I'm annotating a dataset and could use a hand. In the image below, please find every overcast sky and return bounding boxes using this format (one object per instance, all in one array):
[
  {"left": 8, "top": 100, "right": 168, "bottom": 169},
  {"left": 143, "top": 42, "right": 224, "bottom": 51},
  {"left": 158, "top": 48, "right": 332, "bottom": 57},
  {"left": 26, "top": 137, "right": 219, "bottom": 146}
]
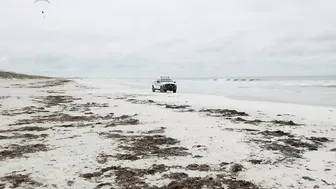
[{"left": 1, "top": 0, "right": 336, "bottom": 77}]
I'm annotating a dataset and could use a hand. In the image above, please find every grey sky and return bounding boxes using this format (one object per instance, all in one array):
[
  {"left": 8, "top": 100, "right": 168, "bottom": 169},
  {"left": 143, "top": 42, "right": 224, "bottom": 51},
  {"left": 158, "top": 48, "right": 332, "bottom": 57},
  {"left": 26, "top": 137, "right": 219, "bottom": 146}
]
[{"left": 1, "top": 0, "right": 336, "bottom": 77}]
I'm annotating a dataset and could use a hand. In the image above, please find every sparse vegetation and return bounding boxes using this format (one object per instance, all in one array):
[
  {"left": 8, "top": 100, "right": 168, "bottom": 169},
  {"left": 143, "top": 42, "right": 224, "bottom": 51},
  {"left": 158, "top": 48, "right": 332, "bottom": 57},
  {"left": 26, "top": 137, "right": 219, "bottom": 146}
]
[{"left": 0, "top": 71, "right": 51, "bottom": 79}]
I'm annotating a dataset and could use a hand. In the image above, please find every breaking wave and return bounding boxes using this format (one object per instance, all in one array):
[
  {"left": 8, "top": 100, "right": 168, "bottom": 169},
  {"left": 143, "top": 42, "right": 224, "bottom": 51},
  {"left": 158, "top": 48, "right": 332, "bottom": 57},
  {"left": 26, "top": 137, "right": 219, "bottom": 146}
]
[{"left": 211, "top": 77, "right": 336, "bottom": 88}]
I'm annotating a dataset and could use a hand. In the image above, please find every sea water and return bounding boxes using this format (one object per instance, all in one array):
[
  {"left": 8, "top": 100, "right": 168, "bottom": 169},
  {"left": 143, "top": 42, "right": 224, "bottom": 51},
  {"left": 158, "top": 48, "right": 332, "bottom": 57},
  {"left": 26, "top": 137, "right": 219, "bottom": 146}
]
[{"left": 80, "top": 75, "right": 336, "bottom": 107}]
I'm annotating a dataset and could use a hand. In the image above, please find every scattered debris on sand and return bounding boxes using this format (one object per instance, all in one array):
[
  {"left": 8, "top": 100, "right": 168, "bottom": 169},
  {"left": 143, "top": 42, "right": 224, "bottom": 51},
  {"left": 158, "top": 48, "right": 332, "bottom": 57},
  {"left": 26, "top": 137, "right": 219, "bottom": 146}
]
[
  {"left": 117, "top": 96, "right": 304, "bottom": 127},
  {"left": 117, "top": 135, "right": 191, "bottom": 158},
  {"left": 302, "top": 176, "right": 315, "bottom": 181},
  {"left": 164, "top": 104, "right": 191, "bottom": 109},
  {"left": 0, "top": 106, "right": 49, "bottom": 116},
  {"left": 257, "top": 136, "right": 330, "bottom": 160},
  {"left": 80, "top": 164, "right": 168, "bottom": 188},
  {"left": 162, "top": 172, "right": 189, "bottom": 180},
  {"left": 265, "top": 142, "right": 303, "bottom": 159},
  {"left": 114, "top": 153, "right": 140, "bottom": 161},
  {"left": 95, "top": 152, "right": 113, "bottom": 164},
  {"left": 186, "top": 164, "right": 211, "bottom": 171},
  {"left": 0, "top": 173, "right": 43, "bottom": 188},
  {"left": 259, "top": 130, "right": 294, "bottom": 138},
  {"left": 232, "top": 117, "right": 263, "bottom": 125},
  {"left": 164, "top": 175, "right": 259, "bottom": 189},
  {"left": 271, "top": 120, "right": 300, "bottom": 126},
  {"left": 0, "top": 96, "right": 11, "bottom": 100},
  {"left": 0, "top": 133, "right": 48, "bottom": 140},
  {"left": 220, "top": 162, "right": 230, "bottom": 167},
  {"left": 142, "top": 127, "right": 166, "bottom": 134},
  {"left": 67, "top": 180, "right": 74, "bottom": 187},
  {"left": 248, "top": 159, "right": 263, "bottom": 164},
  {"left": 230, "top": 163, "right": 244, "bottom": 174},
  {"left": 321, "top": 179, "right": 334, "bottom": 186},
  {"left": 240, "top": 128, "right": 260, "bottom": 132},
  {"left": 232, "top": 117, "right": 301, "bottom": 126},
  {"left": 32, "top": 95, "right": 81, "bottom": 108},
  {"left": 126, "top": 98, "right": 155, "bottom": 105},
  {"left": 309, "top": 137, "right": 330, "bottom": 143},
  {"left": 199, "top": 108, "right": 249, "bottom": 117},
  {"left": 0, "top": 126, "right": 49, "bottom": 133},
  {"left": 244, "top": 119, "right": 263, "bottom": 125},
  {"left": 105, "top": 114, "right": 140, "bottom": 127},
  {"left": 246, "top": 128, "right": 332, "bottom": 162},
  {"left": 81, "top": 164, "right": 259, "bottom": 189},
  {"left": 56, "top": 123, "right": 94, "bottom": 128},
  {"left": 46, "top": 90, "right": 66, "bottom": 94},
  {"left": 99, "top": 132, "right": 124, "bottom": 139},
  {"left": 121, "top": 97, "right": 196, "bottom": 112},
  {"left": 222, "top": 128, "right": 259, "bottom": 133},
  {"left": 9, "top": 112, "right": 139, "bottom": 127},
  {"left": 100, "top": 133, "right": 191, "bottom": 159},
  {"left": 281, "top": 138, "right": 319, "bottom": 151},
  {"left": 9, "top": 113, "right": 91, "bottom": 126},
  {"left": 94, "top": 183, "right": 113, "bottom": 189},
  {"left": 67, "top": 102, "right": 109, "bottom": 112},
  {"left": 56, "top": 135, "right": 80, "bottom": 140},
  {"left": 111, "top": 130, "right": 123, "bottom": 133},
  {"left": 0, "top": 144, "right": 49, "bottom": 161}
]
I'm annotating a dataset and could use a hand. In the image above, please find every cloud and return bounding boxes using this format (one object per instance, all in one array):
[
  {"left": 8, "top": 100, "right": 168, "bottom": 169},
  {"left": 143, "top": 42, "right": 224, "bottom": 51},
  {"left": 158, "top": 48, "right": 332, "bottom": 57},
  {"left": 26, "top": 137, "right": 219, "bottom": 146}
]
[{"left": 1, "top": 0, "right": 336, "bottom": 77}]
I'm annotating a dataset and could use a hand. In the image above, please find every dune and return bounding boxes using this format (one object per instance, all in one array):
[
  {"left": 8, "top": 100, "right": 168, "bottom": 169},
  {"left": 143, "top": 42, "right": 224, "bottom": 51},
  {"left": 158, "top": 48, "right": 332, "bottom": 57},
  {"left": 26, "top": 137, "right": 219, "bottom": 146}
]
[
  {"left": 0, "top": 71, "right": 52, "bottom": 80},
  {"left": 0, "top": 78, "right": 335, "bottom": 189}
]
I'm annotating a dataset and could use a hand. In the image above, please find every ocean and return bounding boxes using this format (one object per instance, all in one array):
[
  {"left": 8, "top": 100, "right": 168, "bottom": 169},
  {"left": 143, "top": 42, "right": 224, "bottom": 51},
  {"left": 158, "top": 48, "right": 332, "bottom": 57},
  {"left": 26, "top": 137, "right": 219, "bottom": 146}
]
[{"left": 80, "top": 75, "right": 336, "bottom": 107}]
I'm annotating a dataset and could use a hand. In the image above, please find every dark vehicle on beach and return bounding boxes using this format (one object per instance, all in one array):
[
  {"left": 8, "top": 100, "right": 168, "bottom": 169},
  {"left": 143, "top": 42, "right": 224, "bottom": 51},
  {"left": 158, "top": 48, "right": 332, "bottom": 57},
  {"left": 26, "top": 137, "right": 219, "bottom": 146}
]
[{"left": 152, "top": 76, "right": 177, "bottom": 93}]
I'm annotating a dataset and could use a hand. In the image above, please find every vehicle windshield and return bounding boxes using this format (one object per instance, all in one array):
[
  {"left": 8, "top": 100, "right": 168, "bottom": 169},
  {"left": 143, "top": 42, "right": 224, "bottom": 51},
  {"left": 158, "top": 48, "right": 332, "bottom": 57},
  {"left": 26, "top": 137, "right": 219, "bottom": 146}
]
[{"left": 160, "top": 79, "right": 173, "bottom": 82}]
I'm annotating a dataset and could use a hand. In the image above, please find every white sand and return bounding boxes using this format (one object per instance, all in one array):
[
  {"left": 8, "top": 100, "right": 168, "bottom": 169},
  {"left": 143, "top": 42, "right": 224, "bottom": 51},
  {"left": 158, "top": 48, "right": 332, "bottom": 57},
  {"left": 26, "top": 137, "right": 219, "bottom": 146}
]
[{"left": 0, "top": 79, "right": 335, "bottom": 189}]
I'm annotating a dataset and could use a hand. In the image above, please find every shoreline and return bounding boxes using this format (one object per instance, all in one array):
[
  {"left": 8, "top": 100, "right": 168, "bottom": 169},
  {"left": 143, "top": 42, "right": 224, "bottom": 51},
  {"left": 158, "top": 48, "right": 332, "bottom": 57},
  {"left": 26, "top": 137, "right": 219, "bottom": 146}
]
[
  {"left": 0, "top": 79, "right": 335, "bottom": 189},
  {"left": 76, "top": 79, "right": 335, "bottom": 125},
  {"left": 73, "top": 77, "right": 336, "bottom": 108}
]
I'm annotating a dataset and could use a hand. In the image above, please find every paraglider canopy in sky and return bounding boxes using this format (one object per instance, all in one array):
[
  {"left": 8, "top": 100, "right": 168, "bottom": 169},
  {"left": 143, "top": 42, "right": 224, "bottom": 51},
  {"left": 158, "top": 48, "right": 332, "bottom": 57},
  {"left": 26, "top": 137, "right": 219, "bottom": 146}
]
[
  {"left": 34, "top": 0, "right": 51, "bottom": 4},
  {"left": 34, "top": 0, "right": 51, "bottom": 18}
]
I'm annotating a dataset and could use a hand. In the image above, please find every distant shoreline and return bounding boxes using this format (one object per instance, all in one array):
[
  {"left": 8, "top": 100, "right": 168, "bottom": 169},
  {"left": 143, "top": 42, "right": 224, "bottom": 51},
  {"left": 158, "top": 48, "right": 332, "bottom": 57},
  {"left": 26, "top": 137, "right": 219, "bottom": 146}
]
[{"left": 75, "top": 76, "right": 336, "bottom": 107}]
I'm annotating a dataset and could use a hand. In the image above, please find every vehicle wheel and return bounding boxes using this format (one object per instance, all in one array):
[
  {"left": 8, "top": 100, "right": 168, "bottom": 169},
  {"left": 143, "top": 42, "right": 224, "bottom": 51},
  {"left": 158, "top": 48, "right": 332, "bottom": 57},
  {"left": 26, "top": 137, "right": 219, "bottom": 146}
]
[
  {"left": 164, "top": 90, "right": 167, "bottom": 92},
  {"left": 173, "top": 90, "right": 177, "bottom": 93},
  {"left": 152, "top": 85, "right": 155, "bottom": 92}
]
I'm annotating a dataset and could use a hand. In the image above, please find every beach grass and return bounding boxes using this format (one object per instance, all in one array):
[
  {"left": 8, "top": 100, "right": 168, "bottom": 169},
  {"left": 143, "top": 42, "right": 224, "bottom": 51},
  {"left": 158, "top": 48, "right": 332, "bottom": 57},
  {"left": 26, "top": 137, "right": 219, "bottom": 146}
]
[{"left": 0, "top": 71, "right": 52, "bottom": 79}]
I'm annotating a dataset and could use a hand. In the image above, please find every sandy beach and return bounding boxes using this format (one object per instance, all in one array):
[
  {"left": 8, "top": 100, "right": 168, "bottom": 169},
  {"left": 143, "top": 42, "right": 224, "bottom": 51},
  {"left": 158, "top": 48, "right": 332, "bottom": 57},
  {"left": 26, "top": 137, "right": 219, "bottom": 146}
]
[{"left": 0, "top": 78, "right": 335, "bottom": 189}]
